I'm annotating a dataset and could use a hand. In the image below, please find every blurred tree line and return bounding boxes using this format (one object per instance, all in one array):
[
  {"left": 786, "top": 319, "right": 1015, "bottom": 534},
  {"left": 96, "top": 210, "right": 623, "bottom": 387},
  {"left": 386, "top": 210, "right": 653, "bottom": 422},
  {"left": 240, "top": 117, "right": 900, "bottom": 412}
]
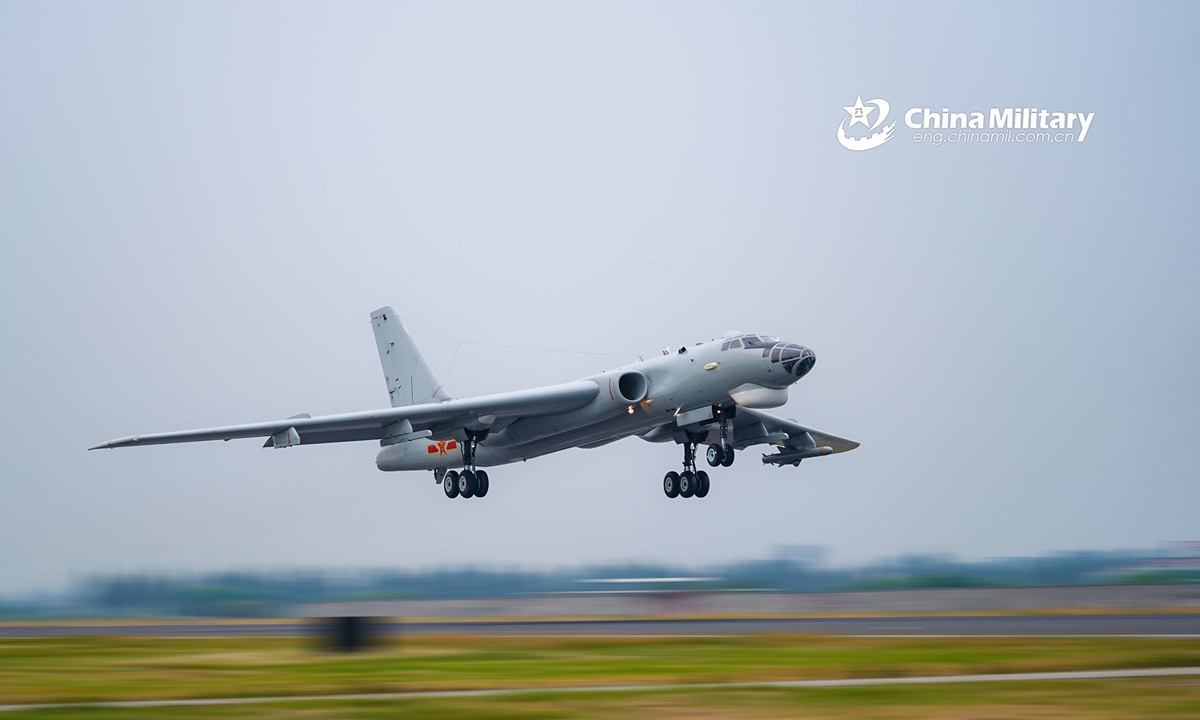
[{"left": 1, "top": 546, "right": 1196, "bottom": 619}]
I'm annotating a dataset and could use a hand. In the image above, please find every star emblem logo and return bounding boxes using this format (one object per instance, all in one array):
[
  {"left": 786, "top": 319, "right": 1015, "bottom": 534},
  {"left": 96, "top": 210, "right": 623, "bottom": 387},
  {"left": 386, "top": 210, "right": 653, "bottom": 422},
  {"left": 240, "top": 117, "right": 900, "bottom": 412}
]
[
  {"left": 836, "top": 95, "right": 896, "bottom": 151},
  {"left": 843, "top": 96, "right": 875, "bottom": 128}
]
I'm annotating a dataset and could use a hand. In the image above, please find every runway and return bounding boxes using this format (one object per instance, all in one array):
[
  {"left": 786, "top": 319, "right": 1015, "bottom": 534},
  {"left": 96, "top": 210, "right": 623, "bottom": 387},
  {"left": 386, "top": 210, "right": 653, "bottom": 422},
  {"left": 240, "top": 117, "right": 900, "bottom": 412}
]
[
  {"left": 3, "top": 613, "right": 1200, "bottom": 638},
  {"left": 3, "top": 666, "right": 1200, "bottom": 713}
]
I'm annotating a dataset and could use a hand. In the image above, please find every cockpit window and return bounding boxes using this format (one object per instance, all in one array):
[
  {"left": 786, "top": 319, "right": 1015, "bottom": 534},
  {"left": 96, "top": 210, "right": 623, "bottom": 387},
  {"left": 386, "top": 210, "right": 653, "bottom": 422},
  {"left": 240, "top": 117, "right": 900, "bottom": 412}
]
[
  {"left": 780, "top": 345, "right": 803, "bottom": 372},
  {"left": 725, "top": 333, "right": 780, "bottom": 351},
  {"left": 775, "top": 343, "right": 815, "bottom": 378}
]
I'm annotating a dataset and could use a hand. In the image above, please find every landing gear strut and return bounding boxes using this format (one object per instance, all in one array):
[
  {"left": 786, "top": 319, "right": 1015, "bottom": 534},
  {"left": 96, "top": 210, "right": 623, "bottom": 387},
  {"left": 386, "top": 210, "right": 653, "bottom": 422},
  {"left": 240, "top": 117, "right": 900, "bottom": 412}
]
[
  {"left": 664, "top": 431, "right": 709, "bottom": 499},
  {"left": 706, "top": 408, "right": 736, "bottom": 468},
  {"left": 441, "top": 432, "right": 490, "bottom": 499}
]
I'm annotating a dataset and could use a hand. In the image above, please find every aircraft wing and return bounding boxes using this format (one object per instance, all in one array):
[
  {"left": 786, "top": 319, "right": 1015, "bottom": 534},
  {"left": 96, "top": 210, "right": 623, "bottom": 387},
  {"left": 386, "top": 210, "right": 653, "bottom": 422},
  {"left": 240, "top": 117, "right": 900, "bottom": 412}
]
[
  {"left": 89, "top": 381, "right": 599, "bottom": 450},
  {"left": 733, "top": 407, "right": 859, "bottom": 464}
]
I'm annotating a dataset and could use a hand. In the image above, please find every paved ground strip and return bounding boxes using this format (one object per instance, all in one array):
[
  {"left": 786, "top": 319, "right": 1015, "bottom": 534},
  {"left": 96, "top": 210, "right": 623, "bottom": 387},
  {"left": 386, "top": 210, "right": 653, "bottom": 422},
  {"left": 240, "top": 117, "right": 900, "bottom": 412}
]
[
  {"left": 4, "top": 613, "right": 1200, "bottom": 637},
  {"left": 2, "top": 666, "right": 1198, "bottom": 713}
]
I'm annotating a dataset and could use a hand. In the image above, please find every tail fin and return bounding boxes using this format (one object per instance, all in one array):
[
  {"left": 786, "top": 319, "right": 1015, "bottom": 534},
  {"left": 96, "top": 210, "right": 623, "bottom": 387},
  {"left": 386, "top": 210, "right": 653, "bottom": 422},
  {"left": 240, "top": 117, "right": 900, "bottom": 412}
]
[{"left": 370, "top": 307, "right": 451, "bottom": 407}]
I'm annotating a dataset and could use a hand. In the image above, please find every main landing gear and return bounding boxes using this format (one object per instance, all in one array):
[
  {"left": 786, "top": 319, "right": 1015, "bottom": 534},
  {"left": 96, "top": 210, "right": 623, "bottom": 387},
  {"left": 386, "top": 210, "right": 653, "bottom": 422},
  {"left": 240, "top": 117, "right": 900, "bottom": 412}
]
[
  {"left": 440, "top": 432, "right": 490, "bottom": 499},
  {"left": 664, "top": 433, "right": 710, "bottom": 499},
  {"left": 664, "top": 408, "right": 738, "bottom": 499},
  {"left": 442, "top": 469, "right": 488, "bottom": 499}
]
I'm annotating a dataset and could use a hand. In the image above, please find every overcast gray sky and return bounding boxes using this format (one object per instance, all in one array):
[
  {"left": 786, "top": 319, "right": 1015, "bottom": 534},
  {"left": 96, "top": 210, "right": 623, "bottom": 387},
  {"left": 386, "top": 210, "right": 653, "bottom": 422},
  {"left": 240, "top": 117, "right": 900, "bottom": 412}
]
[{"left": 1, "top": 1, "right": 1197, "bottom": 594}]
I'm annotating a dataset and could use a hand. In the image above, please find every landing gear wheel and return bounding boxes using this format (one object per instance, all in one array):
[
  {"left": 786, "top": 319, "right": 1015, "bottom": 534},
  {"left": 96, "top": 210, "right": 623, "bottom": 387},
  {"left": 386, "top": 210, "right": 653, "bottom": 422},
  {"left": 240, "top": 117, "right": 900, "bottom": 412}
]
[
  {"left": 720, "top": 446, "right": 735, "bottom": 467},
  {"left": 444, "top": 471, "right": 460, "bottom": 498},
  {"left": 474, "top": 470, "right": 489, "bottom": 498},
  {"left": 663, "top": 471, "right": 680, "bottom": 498},
  {"left": 695, "top": 470, "right": 710, "bottom": 498},
  {"left": 458, "top": 469, "right": 477, "bottom": 498},
  {"left": 706, "top": 445, "right": 723, "bottom": 467},
  {"left": 679, "top": 471, "right": 695, "bottom": 498}
]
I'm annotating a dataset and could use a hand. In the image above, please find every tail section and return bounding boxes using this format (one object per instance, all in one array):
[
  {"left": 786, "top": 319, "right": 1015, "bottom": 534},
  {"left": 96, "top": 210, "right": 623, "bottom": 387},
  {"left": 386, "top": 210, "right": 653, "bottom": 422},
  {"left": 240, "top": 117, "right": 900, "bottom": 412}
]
[{"left": 370, "top": 307, "right": 450, "bottom": 407}]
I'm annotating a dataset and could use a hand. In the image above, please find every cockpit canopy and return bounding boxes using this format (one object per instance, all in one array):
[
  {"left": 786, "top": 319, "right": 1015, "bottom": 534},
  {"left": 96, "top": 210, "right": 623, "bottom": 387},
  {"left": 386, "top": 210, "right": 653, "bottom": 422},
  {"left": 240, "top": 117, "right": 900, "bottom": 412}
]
[
  {"left": 721, "top": 333, "right": 815, "bottom": 379},
  {"left": 720, "top": 333, "right": 779, "bottom": 350}
]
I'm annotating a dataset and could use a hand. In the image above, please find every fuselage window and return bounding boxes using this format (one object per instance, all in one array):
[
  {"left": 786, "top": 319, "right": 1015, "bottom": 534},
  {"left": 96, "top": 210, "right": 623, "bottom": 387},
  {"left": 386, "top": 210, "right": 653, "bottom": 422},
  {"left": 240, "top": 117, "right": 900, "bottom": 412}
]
[{"left": 741, "top": 336, "right": 761, "bottom": 347}]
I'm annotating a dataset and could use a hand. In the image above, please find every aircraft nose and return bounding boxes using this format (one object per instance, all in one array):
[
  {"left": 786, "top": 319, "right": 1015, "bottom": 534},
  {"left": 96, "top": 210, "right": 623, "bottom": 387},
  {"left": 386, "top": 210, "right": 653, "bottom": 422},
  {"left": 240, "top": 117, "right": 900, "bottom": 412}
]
[
  {"left": 794, "top": 346, "right": 816, "bottom": 378},
  {"left": 777, "top": 343, "right": 816, "bottom": 379}
]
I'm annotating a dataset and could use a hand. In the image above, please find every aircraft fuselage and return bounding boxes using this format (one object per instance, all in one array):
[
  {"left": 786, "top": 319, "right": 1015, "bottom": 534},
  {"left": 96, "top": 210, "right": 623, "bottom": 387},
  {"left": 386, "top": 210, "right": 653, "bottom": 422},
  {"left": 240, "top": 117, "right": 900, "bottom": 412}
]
[{"left": 375, "top": 334, "right": 814, "bottom": 471}]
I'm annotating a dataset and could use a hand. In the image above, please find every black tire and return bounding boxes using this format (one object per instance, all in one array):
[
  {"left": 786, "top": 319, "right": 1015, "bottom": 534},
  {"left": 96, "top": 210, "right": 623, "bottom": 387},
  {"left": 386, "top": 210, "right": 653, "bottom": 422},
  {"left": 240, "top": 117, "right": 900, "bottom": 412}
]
[
  {"left": 443, "top": 471, "right": 460, "bottom": 498},
  {"left": 679, "top": 471, "right": 695, "bottom": 498},
  {"left": 695, "top": 470, "right": 710, "bottom": 498},
  {"left": 458, "top": 469, "right": 476, "bottom": 498},
  {"left": 663, "top": 471, "right": 680, "bottom": 498},
  {"left": 474, "top": 470, "right": 489, "bottom": 498},
  {"left": 706, "top": 445, "right": 723, "bottom": 467},
  {"left": 720, "top": 446, "right": 735, "bottom": 467}
]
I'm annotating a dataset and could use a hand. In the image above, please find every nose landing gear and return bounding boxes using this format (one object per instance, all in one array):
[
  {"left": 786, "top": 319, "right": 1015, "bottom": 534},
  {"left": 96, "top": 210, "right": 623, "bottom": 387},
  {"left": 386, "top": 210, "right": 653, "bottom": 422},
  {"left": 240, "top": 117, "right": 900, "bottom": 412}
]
[{"left": 706, "top": 411, "right": 736, "bottom": 468}]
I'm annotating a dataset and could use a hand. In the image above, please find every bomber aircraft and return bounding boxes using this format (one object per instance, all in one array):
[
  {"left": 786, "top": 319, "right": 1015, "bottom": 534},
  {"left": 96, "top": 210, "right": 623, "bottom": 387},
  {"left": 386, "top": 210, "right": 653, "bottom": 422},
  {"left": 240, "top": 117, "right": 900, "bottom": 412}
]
[{"left": 91, "top": 307, "right": 858, "bottom": 499}]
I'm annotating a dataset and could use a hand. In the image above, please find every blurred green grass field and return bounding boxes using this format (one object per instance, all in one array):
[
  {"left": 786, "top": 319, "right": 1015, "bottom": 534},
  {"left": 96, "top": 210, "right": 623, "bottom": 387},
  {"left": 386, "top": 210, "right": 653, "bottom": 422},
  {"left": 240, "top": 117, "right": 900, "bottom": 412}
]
[{"left": 2, "top": 634, "right": 1200, "bottom": 717}]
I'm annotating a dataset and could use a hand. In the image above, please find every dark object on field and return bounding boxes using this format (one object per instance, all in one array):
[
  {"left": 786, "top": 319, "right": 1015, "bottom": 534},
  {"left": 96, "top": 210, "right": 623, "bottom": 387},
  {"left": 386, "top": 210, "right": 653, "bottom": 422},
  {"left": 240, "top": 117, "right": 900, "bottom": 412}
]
[{"left": 315, "top": 616, "right": 389, "bottom": 652}]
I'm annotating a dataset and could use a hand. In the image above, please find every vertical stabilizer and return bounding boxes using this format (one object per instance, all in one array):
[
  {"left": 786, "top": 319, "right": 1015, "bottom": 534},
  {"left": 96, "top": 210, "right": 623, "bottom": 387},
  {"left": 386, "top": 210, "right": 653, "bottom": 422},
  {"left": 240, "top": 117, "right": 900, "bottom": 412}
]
[{"left": 370, "top": 307, "right": 450, "bottom": 407}]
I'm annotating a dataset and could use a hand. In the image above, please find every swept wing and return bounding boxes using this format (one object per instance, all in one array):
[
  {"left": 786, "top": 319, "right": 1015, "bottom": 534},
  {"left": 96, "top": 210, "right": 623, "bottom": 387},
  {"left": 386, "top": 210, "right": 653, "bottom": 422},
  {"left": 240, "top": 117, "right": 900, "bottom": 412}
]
[
  {"left": 89, "top": 381, "right": 598, "bottom": 450},
  {"left": 731, "top": 407, "right": 858, "bottom": 464}
]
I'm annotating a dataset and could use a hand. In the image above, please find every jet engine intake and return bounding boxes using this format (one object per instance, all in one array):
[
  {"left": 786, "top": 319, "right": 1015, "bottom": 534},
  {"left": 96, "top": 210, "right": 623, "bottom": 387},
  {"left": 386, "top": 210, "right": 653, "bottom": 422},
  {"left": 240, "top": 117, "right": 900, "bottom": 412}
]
[
  {"left": 612, "top": 371, "right": 649, "bottom": 404},
  {"left": 489, "top": 371, "right": 647, "bottom": 449}
]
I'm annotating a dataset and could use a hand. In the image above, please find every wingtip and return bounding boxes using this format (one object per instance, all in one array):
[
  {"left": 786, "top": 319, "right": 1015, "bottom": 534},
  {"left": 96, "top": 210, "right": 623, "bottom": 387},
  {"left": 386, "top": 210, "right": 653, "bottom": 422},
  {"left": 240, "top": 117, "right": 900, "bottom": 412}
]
[{"left": 88, "top": 438, "right": 127, "bottom": 450}]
